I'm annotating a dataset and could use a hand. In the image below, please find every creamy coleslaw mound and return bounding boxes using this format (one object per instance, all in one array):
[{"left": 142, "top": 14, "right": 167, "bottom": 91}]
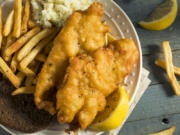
[{"left": 31, "top": 0, "right": 95, "bottom": 27}]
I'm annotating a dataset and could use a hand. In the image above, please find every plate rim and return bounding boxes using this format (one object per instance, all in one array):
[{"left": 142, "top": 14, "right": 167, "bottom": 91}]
[{"left": 109, "top": 0, "right": 143, "bottom": 105}]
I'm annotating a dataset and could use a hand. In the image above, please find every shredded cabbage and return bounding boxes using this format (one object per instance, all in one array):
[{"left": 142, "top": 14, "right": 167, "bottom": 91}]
[{"left": 31, "top": 0, "right": 95, "bottom": 27}]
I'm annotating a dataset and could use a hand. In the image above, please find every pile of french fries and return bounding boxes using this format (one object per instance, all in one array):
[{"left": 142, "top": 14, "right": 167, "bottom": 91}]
[
  {"left": 0, "top": 0, "right": 58, "bottom": 95},
  {"left": 155, "top": 41, "right": 180, "bottom": 95}
]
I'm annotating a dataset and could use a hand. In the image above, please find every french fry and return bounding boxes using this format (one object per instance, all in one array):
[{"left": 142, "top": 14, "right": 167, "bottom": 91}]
[
  {"left": 17, "top": 28, "right": 55, "bottom": 61},
  {"left": 18, "top": 59, "right": 36, "bottom": 77},
  {"left": 19, "top": 31, "right": 57, "bottom": 72},
  {"left": 155, "top": 59, "right": 180, "bottom": 76},
  {"left": 28, "top": 19, "right": 36, "bottom": 29},
  {"left": 19, "top": 67, "right": 35, "bottom": 76},
  {"left": 5, "top": 27, "right": 40, "bottom": 57},
  {"left": 162, "top": 41, "right": 180, "bottom": 95},
  {"left": 5, "top": 34, "right": 16, "bottom": 47},
  {"left": 13, "top": 0, "right": 22, "bottom": 38},
  {"left": 3, "top": 10, "right": 14, "bottom": 37},
  {"left": 1, "top": 38, "right": 7, "bottom": 56},
  {"left": 20, "top": 5, "right": 24, "bottom": 34},
  {"left": 0, "top": 57, "right": 20, "bottom": 88},
  {"left": 0, "top": 6, "right": 3, "bottom": 49},
  {"left": 16, "top": 71, "right": 25, "bottom": 85},
  {"left": 10, "top": 53, "right": 18, "bottom": 72},
  {"left": 25, "top": 63, "right": 40, "bottom": 86},
  {"left": 35, "top": 53, "right": 46, "bottom": 62},
  {"left": 2, "top": 34, "right": 16, "bottom": 61},
  {"left": 149, "top": 126, "right": 176, "bottom": 135},
  {"left": 11, "top": 86, "right": 35, "bottom": 96},
  {"left": 21, "top": 6, "right": 24, "bottom": 22},
  {"left": 21, "top": 0, "right": 30, "bottom": 34}
]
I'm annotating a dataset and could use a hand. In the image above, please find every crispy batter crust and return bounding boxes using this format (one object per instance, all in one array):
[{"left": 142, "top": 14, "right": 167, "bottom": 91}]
[
  {"left": 56, "top": 39, "right": 139, "bottom": 129},
  {"left": 35, "top": 2, "right": 110, "bottom": 114}
]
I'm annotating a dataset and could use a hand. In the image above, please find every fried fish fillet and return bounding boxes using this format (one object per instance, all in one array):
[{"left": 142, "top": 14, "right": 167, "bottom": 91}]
[
  {"left": 35, "top": 2, "right": 110, "bottom": 115},
  {"left": 56, "top": 39, "right": 139, "bottom": 129}
]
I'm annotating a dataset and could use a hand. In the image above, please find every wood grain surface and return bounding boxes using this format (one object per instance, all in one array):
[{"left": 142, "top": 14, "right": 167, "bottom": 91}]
[
  {"left": 116, "top": 0, "right": 180, "bottom": 134},
  {"left": 0, "top": 0, "right": 180, "bottom": 135}
]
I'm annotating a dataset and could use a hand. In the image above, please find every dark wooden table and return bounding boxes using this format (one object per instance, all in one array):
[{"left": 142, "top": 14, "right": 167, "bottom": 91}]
[{"left": 0, "top": 0, "right": 180, "bottom": 134}]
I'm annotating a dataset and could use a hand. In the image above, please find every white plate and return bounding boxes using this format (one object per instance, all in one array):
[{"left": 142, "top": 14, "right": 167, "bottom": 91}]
[{"left": 0, "top": 0, "right": 142, "bottom": 134}]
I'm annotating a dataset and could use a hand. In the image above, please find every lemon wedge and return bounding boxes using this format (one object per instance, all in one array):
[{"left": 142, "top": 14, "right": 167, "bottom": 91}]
[
  {"left": 139, "top": 0, "right": 178, "bottom": 30},
  {"left": 90, "top": 86, "right": 129, "bottom": 131}
]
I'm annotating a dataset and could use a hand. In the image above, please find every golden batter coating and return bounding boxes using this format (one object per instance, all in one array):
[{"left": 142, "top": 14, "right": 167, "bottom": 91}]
[
  {"left": 35, "top": 2, "right": 110, "bottom": 114},
  {"left": 56, "top": 39, "right": 139, "bottom": 129}
]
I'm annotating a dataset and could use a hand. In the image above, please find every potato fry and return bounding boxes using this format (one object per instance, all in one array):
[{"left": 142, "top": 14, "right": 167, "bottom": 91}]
[
  {"left": 11, "top": 86, "right": 35, "bottom": 96},
  {"left": 3, "top": 10, "right": 14, "bottom": 37},
  {"left": 13, "top": 0, "right": 22, "bottom": 38},
  {"left": 17, "top": 28, "right": 55, "bottom": 61},
  {"left": 155, "top": 59, "right": 180, "bottom": 76},
  {"left": 28, "top": 20, "right": 36, "bottom": 29},
  {"left": 0, "top": 6, "right": 3, "bottom": 49},
  {"left": 20, "top": 5, "right": 24, "bottom": 34},
  {"left": 162, "top": 41, "right": 180, "bottom": 95},
  {"left": 19, "top": 31, "right": 57, "bottom": 71},
  {"left": 2, "top": 34, "right": 16, "bottom": 61},
  {"left": 19, "top": 66, "right": 35, "bottom": 76},
  {"left": 16, "top": 71, "right": 25, "bottom": 85},
  {"left": 25, "top": 63, "right": 40, "bottom": 86},
  {"left": 3, "top": 53, "right": 11, "bottom": 61},
  {"left": 10, "top": 53, "right": 18, "bottom": 72},
  {"left": 21, "top": 6, "right": 24, "bottom": 22},
  {"left": 18, "top": 59, "right": 36, "bottom": 76},
  {"left": 0, "top": 57, "right": 20, "bottom": 88},
  {"left": 21, "top": 0, "right": 30, "bottom": 34},
  {"left": 5, "top": 27, "right": 40, "bottom": 57},
  {"left": 35, "top": 53, "right": 46, "bottom": 62},
  {"left": 5, "top": 34, "right": 16, "bottom": 47},
  {"left": 149, "top": 126, "right": 176, "bottom": 135}
]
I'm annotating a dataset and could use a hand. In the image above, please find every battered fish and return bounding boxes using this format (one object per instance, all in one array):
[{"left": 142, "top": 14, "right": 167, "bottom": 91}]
[
  {"left": 35, "top": 2, "right": 110, "bottom": 114},
  {"left": 56, "top": 39, "right": 139, "bottom": 129}
]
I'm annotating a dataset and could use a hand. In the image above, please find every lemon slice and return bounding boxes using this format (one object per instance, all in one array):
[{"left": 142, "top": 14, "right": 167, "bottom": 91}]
[
  {"left": 90, "top": 86, "right": 129, "bottom": 131},
  {"left": 139, "top": 0, "right": 178, "bottom": 30}
]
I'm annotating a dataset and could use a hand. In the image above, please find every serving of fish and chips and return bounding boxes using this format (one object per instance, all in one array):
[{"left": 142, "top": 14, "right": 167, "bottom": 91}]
[{"left": 0, "top": 0, "right": 142, "bottom": 134}]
